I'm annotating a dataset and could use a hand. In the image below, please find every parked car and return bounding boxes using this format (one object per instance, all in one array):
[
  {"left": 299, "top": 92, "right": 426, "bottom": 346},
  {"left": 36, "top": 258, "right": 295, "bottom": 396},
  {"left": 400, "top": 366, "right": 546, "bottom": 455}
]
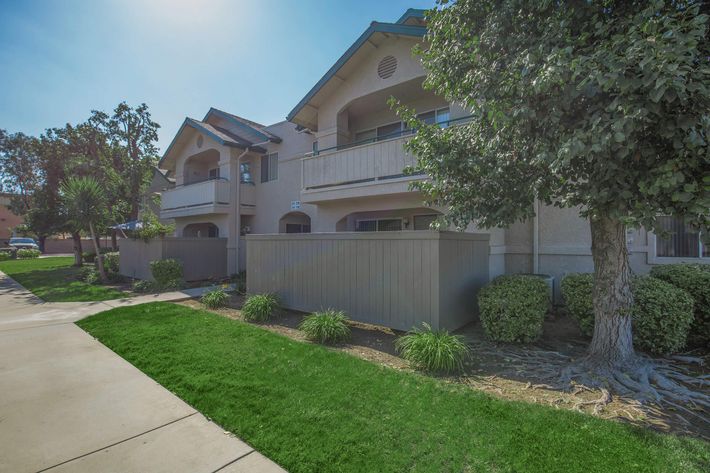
[{"left": 7, "top": 237, "right": 40, "bottom": 251}]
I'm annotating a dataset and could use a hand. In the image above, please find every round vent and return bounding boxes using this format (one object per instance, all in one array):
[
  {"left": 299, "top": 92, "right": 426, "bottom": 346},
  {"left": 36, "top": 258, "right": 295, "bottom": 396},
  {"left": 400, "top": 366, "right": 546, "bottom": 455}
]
[{"left": 377, "top": 56, "right": 397, "bottom": 79}]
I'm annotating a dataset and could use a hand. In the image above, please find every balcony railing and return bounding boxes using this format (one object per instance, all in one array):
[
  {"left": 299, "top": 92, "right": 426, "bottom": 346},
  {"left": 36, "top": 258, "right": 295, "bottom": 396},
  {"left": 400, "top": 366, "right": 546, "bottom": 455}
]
[
  {"left": 302, "top": 114, "right": 473, "bottom": 191},
  {"left": 161, "top": 178, "right": 230, "bottom": 215}
]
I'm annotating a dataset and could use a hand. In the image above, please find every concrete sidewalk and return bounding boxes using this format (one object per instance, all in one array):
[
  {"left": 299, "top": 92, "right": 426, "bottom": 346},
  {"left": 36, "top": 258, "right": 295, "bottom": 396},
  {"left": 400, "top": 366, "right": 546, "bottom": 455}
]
[{"left": 0, "top": 271, "right": 286, "bottom": 473}]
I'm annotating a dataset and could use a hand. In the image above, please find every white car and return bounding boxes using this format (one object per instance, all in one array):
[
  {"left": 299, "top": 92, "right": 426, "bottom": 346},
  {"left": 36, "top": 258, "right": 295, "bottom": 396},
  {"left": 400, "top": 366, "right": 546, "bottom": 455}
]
[{"left": 8, "top": 237, "right": 40, "bottom": 251}]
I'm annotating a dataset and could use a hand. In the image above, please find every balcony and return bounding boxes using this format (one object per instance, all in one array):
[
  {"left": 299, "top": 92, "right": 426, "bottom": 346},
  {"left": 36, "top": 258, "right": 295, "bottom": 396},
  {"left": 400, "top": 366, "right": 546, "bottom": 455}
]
[
  {"left": 160, "top": 178, "right": 231, "bottom": 219},
  {"left": 301, "top": 134, "right": 420, "bottom": 203}
]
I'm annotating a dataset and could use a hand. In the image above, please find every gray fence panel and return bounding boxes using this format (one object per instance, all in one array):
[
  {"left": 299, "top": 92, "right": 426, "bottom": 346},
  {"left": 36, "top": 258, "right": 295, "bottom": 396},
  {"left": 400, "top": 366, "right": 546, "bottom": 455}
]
[{"left": 119, "top": 238, "right": 227, "bottom": 281}]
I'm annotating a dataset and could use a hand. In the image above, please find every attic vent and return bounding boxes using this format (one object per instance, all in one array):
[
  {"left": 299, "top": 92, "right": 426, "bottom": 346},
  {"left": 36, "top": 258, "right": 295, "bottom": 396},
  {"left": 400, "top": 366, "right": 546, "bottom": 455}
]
[{"left": 377, "top": 56, "right": 397, "bottom": 79}]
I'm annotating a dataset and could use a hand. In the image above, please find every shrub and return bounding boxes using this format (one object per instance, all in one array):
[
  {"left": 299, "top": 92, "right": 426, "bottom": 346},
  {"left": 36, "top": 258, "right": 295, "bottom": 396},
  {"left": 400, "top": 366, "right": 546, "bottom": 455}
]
[
  {"left": 103, "top": 251, "right": 120, "bottom": 273},
  {"left": 650, "top": 264, "right": 710, "bottom": 348},
  {"left": 231, "top": 272, "right": 247, "bottom": 294},
  {"left": 132, "top": 279, "right": 158, "bottom": 293},
  {"left": 632, "top": 276, "right": 694, "bottom": 355},
  {"left": 477, "top": 275, "right": 550, "bottom": 343},
  {"left": 201, "top": 289, "right": 230, "bottom": 309},
  {"left": 83, "top": 247, "right": 111, "bottom": 264},
  {"left": 299, "top": 309, "right": 351, "bottom": 344},
  {"left": 0, "top": 252, "right": 11, "bottom": 261},
  {"left": 395, "top": 323, "right": 469, "bottom": 373},
  {"left": 80, "top": 266, "right": 100, "bottom": 285},
  {"left": 561, "top": 273, "right": 595, "bottom": 336},
  {"left": 160, "top": 278, "right": 185, "bottom": 292},
  {"left": 17, "top": 248, "right": 41, "bottom": 259},
  {"left": 560, "top": 273, "right": 695, "bottom": 354},
  {"left": 150, "top": 259, "right": 183, "bottom": 286},
  {"left": 241, "top": 293, "right": 279, "bottom": 322}
]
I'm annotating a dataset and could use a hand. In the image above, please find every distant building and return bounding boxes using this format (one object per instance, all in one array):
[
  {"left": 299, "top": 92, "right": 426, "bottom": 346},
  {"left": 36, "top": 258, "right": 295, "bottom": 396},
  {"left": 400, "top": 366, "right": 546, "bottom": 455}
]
[{"left": 0, "top": 193, "right": 24, "bottom": 242}]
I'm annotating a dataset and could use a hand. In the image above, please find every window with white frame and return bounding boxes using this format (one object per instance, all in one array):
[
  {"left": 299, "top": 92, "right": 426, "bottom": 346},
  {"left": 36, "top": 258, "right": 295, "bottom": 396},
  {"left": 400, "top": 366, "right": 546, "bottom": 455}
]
[
  {"left": 260, "top": 153, "right": 278, "bottom": 183},
  {"left": 655, "top": 216, "right": 708, "bottom": 258},
  {"left": 355, "top": 218, "right": 403, "bottom": 232}
]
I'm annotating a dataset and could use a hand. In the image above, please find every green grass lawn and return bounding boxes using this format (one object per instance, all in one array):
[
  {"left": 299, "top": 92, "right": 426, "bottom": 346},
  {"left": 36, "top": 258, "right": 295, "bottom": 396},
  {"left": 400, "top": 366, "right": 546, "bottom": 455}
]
[
  {"left": 77, "top": 302, "right": 709, "bottom": 473},
  {"left": 0, "top": 256, "right": 126, "bottom": 302}
]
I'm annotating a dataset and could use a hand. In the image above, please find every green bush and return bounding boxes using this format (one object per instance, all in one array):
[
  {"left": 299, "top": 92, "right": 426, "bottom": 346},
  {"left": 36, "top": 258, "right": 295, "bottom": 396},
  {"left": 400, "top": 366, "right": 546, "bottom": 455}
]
[
  {"left": 17, "top": 248, "right": 41, "bottom": 259},
  {"left": 395, "top": 323, "right": 469, "bottom": 373},
  {"left": 103, "top": 251, "right": 120, "bottom": 273},
  {"left": 150, "top": 259, "right": 183, "bottom": 286},
  {"left": 561, "top": 273, "right": 595, "bottom": 336},
  {"left": 560, "top": 273, "right": 695, "bottom": 354},
  {"left": 477, "top": 275, "right": 550, "bottom": 343},
  {"left": 80, "top": 266, "right": 100, "bottom": 285},
  {"left": 650, "top": 264, "right": 710, "bottom": 348},
  {"left": 0, "top": 252, "right": 11, "bottom": 261},
  {"left": 83, "top": 247, "right": 111, "bottom": 264},
  {"left": 299, "top": 309, "right": 351, "bottom": 344},
  {"left": 632, "top": 276, "right": 694, "bottom": 355},
  {"left": 201, "top": 289, "right": 230, "bottom": 309},
  {"left": 132, "top": 279, "right": 158, "bottom": 293},
  {"left": 241, "top": 293, "right": 279, "bottom": 322},
  {"left": 160, "top": 278, "right": 185, "bottom": 292}
]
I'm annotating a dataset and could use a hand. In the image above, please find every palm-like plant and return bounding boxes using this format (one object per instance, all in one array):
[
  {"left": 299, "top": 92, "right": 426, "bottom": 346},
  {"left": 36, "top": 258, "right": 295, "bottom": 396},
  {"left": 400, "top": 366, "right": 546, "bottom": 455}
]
[{"left": 61, "top": 176, "right": 108, "bottom": 283}]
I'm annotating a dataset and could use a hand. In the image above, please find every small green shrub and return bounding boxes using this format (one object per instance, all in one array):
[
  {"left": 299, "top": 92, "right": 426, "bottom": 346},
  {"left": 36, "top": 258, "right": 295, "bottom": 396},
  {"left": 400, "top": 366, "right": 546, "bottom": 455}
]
[
  {"left": 0, "top": 252, "right": 11, "bottom": 261},
  {"left": 477, "top": 275, "right": 550, "bottom": 343},
  {"left": 241, "top": 293, "right": 279, "bottom": 322},
  {"left": 299, "top": 309, "right": 351, "bottom": 344},
  {"left": 201, "top": 289, "right": 230, "bottom": 309},
  {"left": 160, "top": 278, "right": 185, "bottom": 291},
  {"left": 560, "top": 273, "right": 695, "bottom": 354},
  {"left": 83, "top": 247, "right": 111, "bottom": 264},
  {"left": 80, "top": 266, "right": 100, "bottom": 285},
  {"left": 17, "top": 248, "right": 41, "bottom": 259},
  {"left": 150, "top": 259, "right": 183, "bottom": 286},
  {"left": 650, "top": 264, "right": 710, "bottom": 348},
  {"left": 632, "top": 276, "right": 694, "bottom": 355},
  {"left": 132, "top": 279, "right": 158, "bottom": 293},
  {"left": 395, "top": 323, "right": 469, "bottom": 373},
  {"left": 561, "top": 273, "right": 595, "bottom": 336},
  {"left": 103, "top": 251, "right": 120, "bottom": 273}
]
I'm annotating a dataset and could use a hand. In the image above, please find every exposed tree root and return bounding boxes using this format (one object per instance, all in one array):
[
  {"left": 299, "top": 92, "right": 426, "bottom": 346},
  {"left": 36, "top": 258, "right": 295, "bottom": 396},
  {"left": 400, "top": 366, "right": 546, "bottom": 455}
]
[{"left": 471, "top": 341, "right": 710, "bottom": 432}]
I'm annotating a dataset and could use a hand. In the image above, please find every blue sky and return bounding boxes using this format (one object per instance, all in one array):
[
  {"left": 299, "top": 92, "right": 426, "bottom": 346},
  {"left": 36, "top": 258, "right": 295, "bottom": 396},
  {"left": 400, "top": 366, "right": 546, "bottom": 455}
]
[{"left": 0, "top": 0, "right": 433, "bottom": 153}]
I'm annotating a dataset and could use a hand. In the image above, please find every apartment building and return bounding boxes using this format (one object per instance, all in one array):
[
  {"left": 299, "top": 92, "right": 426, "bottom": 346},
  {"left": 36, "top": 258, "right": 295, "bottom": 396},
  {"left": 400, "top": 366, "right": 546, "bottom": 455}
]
[{"left": 155, "top": 8, "right": 708, "bottom": 294}]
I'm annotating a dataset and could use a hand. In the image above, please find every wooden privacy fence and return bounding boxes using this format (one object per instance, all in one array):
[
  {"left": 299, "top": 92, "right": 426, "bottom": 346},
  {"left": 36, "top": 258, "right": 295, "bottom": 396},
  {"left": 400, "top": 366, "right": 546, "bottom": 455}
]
[
  {"left": 246, "top": 231, "right": 490, "bottom": 331},
  {"left": 119, "top": 237, "right": 227, "bottom": 281}
]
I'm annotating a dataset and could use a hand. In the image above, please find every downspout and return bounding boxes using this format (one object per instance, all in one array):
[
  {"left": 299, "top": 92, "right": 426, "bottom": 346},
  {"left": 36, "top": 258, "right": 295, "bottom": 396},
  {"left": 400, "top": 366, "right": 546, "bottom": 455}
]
[{"left": 533, "top": 198, "right": 539, "bottom": 274}]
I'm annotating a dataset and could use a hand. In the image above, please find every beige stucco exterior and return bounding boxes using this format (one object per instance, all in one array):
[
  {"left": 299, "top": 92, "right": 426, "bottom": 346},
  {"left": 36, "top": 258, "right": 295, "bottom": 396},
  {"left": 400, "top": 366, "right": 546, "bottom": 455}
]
[{"left": 152, "top": 9, "right": 707, "bottom": 285}]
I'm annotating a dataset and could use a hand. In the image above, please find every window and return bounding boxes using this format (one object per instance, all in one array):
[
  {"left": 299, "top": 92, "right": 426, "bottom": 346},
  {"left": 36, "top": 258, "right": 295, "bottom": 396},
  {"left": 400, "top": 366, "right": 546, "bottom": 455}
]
[
  {"left": 286, "top": 223, "right": 311, "bottom": 233},
  {"left": 260, "top": 153, "right": 278, "bottom": 183},
  {"left": 414, "top": 214, "right": 439, "bottom": 230},
  {"left": 354, "top": 122, "right": 403, "bottom": 143},
  {"left": 655, "top": 216, "right": 708, "bottom": 258},
  {"left": 417, "top": 107, "right": 450, "bottom": 127},
  {"left": 356, "top": 218, "right": 403, "bottom": 232},
  {"left": 208, "top": 167, "right": 220, "bottom": 179}
]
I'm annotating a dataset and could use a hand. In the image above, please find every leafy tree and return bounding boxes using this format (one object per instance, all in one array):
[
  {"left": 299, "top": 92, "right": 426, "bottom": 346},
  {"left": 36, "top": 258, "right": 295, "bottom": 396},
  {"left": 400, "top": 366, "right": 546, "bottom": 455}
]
[
  {"left": 61, "top": 177, "right": 109, "bottom": 283},
  {"left": 397, "top": 0, "right": 709, "bottom": 404},
  {"left": 0, "top": 130, "right": 41, "bottom": 215}
]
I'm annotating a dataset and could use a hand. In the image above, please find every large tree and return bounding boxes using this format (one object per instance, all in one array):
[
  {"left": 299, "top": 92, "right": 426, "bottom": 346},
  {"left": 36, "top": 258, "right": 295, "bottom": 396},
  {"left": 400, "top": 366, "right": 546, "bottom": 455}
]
[
  {"left": 398, "top": 0, "right": 709, "bottom": 404},
  {"left": 0, "top": 130, "right": 41, "bottom": 215}
]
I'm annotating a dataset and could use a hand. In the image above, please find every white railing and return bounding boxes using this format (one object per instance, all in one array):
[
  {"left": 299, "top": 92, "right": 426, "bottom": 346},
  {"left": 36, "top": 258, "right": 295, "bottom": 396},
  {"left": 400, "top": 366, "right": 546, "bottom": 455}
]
[
  {"left": 161, "top": 178, "right": 230, "bottom": 211},
  {"left": 301, "top": 135, "right": 416, "bottom": 190}
]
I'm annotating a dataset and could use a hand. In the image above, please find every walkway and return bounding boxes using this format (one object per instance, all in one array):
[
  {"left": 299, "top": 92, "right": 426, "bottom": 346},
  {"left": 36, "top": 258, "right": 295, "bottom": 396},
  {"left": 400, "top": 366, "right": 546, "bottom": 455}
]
[{"left": 0, "top": 271, "right": 286, "bottom": 473}]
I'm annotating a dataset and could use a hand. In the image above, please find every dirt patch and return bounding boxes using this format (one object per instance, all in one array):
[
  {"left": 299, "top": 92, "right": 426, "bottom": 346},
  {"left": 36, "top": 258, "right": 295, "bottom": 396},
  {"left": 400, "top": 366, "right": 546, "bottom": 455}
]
[{"left": 179, "top": 297, "right": 709, "bottom": 440}]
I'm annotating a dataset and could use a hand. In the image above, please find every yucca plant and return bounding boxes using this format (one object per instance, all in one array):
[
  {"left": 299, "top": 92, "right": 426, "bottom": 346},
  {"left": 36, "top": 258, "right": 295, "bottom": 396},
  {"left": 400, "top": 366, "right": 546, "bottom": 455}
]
[
  {"left": 395, "top": 323, "right": 469, "bottom": 374},
  {"left": 299, "top": 309, "right": 351, "bottom": 344},
  {"left": 241, "top": 293, "right": 279, "bottom": 322},
  {"left": 201, "top": 288, "right": 230, "bottom": 309}
]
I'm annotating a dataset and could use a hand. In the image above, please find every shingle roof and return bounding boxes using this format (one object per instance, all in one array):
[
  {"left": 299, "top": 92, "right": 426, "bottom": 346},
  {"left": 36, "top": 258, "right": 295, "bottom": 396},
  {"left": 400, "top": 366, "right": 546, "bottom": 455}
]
[{"left": 206, "top": 108, "right": 282, "bottom": 143}]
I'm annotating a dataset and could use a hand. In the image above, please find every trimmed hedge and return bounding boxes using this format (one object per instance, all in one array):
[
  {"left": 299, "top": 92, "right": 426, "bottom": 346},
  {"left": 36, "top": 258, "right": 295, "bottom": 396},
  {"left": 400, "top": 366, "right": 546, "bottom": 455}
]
[
  {"left": 560, "top": 273, "right": 695, "bottom": 354},
  {"left": 477, "top": 275, "right": 550, "bottom": 343},
  {"left": 650, "top": 264, "right": 710, "bottom": 348},
  {"left": 17, "top": 248, "right": 41, "bottom": 259},
  {"left": 561, "top": 273, "right": 595, "bottom": 336},
  {"left": 150, "top": 259, "right": 183, "bottom": 287}
]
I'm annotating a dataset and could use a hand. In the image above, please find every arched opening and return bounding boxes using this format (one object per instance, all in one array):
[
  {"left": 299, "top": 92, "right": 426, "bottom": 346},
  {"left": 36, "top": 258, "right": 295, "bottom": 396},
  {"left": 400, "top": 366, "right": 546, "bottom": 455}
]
[
  {"left": 336, "top": 208, "right": 442, "bottom": 232},
  {"left": 183, "top": 222, "right": 219, "bottom": 238},
  {"left": 183, "top": 149, "right": 220, "bottom": 185},
  {"left": 279, "top": 212, "right": 311, "bottom": 234}
]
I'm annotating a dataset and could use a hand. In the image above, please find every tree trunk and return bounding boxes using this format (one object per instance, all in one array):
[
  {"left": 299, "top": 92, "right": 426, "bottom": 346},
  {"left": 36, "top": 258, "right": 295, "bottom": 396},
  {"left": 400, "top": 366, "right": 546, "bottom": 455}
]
[
  {"left": 89, "top": 222, "right": 108, "bottom": 283},
  {"left": 71, "top": 232, "right": 83, "bottom": 267},
  {"left": 111, "top": 229, "right": 118, "bottom": 251},
  {"left": 38, "top": 235, "right": 46, "bottom": 254},
  {"left": 587, "top": 215, "right": 635, "bottom": 368}
]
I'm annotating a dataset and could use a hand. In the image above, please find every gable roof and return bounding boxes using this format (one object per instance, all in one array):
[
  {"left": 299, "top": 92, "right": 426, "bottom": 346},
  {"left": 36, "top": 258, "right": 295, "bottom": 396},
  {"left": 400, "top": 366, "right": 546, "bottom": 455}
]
[
  {"left": 159, "top": 117, "right": 267, "bottom": 167},
  {"left": 205, "top": 108, "right": 282, "bottom": 143},
  {"left": 286, "top": 19, "right": 427, "bottom": 128},
  {"left": 396, "top": 8, "right": 426, "bottom": 25}
]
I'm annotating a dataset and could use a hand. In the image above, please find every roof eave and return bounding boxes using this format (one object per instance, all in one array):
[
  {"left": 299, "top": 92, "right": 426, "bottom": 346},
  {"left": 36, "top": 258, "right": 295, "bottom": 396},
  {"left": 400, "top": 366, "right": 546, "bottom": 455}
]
[
  {"left": 205, "top": 108, "right": 282, "bottom": 143},
  {"left": 285, "top": 22, "right": 427, "bottom": 125}
]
